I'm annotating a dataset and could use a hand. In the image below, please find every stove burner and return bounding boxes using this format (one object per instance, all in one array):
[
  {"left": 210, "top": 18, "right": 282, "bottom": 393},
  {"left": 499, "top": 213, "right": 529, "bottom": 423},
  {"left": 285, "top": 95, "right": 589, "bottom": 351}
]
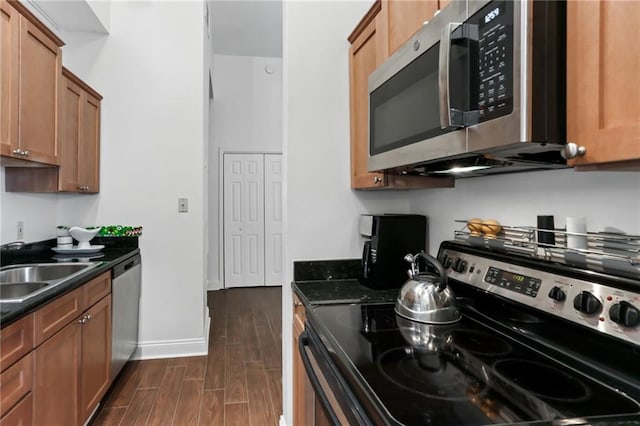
[
  {"left": 451, "top": 330, "right": 513, "bottom": 357},
  {"left": 377, "top": 347, "right": 487, "bottom": 401},
  {"left": 493, "top": 359, "right": 590, "bottom": 402}
]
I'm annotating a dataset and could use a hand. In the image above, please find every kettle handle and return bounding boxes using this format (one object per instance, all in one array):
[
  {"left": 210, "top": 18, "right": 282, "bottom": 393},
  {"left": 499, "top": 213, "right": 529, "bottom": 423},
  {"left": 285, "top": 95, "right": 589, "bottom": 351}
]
[{"left": 415, "top": 252, "right": 448, "bottom": 292}]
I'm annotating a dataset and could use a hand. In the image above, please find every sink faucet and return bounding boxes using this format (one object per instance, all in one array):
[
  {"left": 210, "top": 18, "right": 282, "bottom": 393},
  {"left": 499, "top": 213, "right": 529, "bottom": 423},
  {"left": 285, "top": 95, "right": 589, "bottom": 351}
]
[{"left": 0, "top": 241, "right": 26, "bottom": 250}]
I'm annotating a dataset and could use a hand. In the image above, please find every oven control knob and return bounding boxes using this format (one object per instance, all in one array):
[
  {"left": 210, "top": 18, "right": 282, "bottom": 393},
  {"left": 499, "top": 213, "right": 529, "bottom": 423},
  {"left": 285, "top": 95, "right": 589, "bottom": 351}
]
[
  {"left": 548, "top": 286, "right": 566, "bottom": 302},
  {"left": 454, "top": 260, "right": 468, "bottom": 273},
  {"left": 609, "top": 301, "right": 640, "bottom": 327},
  {"left": 444, "top": 256, "right": 453, "bottom": 269},
  {"left": 573, "top": 291, "right": 602, "bottom": 315}
]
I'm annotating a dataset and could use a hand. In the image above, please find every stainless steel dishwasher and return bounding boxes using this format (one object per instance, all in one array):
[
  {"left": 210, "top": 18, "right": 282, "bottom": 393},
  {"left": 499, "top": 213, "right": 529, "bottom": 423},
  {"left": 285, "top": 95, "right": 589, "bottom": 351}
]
[{"left": 111, "top": 254, "right": 141, "bottom": 380}]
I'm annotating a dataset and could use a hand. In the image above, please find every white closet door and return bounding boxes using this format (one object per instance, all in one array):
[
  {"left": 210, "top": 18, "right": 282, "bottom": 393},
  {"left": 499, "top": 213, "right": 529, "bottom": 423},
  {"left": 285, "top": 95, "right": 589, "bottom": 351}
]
[
  {"left": 264, "top": 154, "right": 283, "bottom": 286},
  {"left": 223, "top": 154, "right": 265, "bottom": 287}
]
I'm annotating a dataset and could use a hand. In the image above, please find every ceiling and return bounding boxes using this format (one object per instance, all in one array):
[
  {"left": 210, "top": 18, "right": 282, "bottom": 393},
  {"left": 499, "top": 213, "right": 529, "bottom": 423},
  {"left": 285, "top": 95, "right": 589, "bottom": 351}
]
[{"left": 210, "top": 0, "right": 283, "bottom": 58}]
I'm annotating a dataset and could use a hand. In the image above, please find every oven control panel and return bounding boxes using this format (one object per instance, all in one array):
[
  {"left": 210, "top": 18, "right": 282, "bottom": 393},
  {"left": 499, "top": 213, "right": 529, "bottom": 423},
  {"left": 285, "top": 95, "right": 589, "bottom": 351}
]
[{"left": 441, "top": 249, "right": 640, "bottom": 346}]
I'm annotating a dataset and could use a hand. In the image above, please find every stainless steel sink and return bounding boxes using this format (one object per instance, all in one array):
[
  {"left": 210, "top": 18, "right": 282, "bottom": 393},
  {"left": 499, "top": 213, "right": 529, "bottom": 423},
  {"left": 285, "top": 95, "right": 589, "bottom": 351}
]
[{"left": 0, "top": 263, "right": 98, "bottom": 303}]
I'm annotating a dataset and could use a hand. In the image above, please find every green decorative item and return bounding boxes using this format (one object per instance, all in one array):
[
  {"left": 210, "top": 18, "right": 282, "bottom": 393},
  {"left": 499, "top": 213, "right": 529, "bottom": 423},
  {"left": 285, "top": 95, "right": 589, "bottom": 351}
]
[{"left": 98, "top": 225, "right": 143, "bottom": 237}]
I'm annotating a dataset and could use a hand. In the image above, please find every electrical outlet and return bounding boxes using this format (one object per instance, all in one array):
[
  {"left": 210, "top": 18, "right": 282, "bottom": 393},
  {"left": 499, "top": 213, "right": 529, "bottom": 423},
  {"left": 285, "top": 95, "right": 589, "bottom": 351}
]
[
  {"left": 17, "top": 221, "right": 24, "bottom": 240},
  {"left": 178, "top": 198, "right": 189, "bottom": 213}
]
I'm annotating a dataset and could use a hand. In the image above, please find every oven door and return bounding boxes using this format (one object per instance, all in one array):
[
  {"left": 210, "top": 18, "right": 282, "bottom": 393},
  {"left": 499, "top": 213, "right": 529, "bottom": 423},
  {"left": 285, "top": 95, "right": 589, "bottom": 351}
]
[
  {"left": 298, "top": 328, "right": 371, "bottom": 425},
  {"left": 368, "top": 1, "right": 468, "bottom": 173}
]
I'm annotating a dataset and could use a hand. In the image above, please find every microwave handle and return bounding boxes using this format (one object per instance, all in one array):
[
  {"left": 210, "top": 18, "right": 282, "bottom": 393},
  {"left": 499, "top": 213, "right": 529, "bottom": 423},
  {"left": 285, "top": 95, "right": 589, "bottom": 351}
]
[{"left": 439, "top": 22, "right": 464, "bottom": 129}]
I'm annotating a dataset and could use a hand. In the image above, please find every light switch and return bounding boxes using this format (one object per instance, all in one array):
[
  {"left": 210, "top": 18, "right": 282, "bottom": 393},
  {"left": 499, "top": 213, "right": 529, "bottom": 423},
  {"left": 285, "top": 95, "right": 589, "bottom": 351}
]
[{"left": 178, "top": 198, "right": 189, "bottom": 213}]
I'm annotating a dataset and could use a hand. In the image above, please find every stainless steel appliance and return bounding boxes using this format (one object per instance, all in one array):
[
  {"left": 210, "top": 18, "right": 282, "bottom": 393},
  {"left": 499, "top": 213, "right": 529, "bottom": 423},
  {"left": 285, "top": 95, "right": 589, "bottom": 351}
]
[
  {"left": 359, "top": 214, "right": 427, "bottom": 290},
  {"left": 368, "top": 0, "right": 568, "bottom": 177},
  {"left": 300, "top": 240, "right": 640, "bottom": 425},
  {"left": 111, "top": 254, "right": 141, "bottom": 379}
]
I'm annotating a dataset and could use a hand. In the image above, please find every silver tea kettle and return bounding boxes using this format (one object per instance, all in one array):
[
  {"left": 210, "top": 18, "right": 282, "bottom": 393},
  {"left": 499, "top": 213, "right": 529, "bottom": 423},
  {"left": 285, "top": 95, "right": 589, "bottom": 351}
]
[{"left": 394, "top": 252, "right": 461, "bottom": 324}]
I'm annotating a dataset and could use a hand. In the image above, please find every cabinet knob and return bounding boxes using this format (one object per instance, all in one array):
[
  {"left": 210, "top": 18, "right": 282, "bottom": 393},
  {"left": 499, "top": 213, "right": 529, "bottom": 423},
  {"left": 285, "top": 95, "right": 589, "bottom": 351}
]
[
  {"left": 373, "top": 176, "right": 382, "bottom": 184},
  {"left": 22, "top": 150, "right": 29, "bottom": 157},
  {"left": 294, "top": 301, "right": 303, "bottom": 307},
  {"left": 12, "top": 149, "right": 21, "bottom": 155},
  {"left": 561, "top": 143, "right": 586, "bottom": 160},
  {"left": 78, "top": 317, "right": 87, "bottom": 324},
  {"left": 85, "top": 314, "right": 92, "bottom": 321}
]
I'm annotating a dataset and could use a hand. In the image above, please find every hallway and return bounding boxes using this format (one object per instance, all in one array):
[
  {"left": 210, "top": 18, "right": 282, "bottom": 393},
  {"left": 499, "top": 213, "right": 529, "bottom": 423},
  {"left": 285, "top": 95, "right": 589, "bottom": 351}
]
[{"left": 92, "top": 287, "right": 283, "bottom": 426}]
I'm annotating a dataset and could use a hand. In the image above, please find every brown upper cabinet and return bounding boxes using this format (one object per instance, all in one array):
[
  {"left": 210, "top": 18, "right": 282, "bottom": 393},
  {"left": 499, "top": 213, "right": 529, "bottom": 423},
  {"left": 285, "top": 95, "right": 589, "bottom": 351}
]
[
  {"left": 348, "top": 0, "right": 453, "bottom": 190},
  {"left": 379, "top": 0, "right": 438, "bottom": 56},
  {"left": 59, "top": 68, "right": 102, "bottom": 193},
  {"left": 566, "top": 0, "right": 640, "bottom": 170},
  {"left": 0, "top": 0, "right": 63, "bottom": 166}
]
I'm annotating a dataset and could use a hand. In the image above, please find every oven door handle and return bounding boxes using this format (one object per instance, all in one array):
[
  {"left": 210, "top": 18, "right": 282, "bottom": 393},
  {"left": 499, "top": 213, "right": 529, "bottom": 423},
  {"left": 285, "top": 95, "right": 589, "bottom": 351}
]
[{"left": 298, "top": 331, "right": 341, "bottom": 426}]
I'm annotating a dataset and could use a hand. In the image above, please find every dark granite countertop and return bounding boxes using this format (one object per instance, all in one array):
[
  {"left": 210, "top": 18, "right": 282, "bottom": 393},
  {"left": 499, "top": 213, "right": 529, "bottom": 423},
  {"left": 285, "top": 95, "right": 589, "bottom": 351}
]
[
  {"left": 292, "top": 258, "right": 398, "bottom": 308},
  {"left": 1, "top": 238, "right": 140, "bottom": 327}
]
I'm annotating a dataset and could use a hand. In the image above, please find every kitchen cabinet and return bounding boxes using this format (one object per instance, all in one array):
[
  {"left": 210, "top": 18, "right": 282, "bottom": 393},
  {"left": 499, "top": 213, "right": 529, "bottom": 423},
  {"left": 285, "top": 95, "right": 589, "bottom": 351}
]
[
  {"left": 292, "top": 294, "right": 314, "bottom": 425},
  {"left": 566, "top": 0, "right": 640, "bottom": 170},
  {"left": 0, "top": 0, "right": 63, "bottom": 166},
  {"left": 4, "top": 68, "right": 103, "bottom": 193},
  {"left": 33, "top": 271, "right": 112, "bottom": 426},
  {"left": 348, "top": 1, "right": 454, "bottom": 190},
  {"left": 379, "top": 0, "right": 439, "bottom": 56},
  {"left": 58, "top": 67, "right": 102, "bottom": 193},
  {"left": 0, "top": 314, "right": 34, "bottom": 425}
]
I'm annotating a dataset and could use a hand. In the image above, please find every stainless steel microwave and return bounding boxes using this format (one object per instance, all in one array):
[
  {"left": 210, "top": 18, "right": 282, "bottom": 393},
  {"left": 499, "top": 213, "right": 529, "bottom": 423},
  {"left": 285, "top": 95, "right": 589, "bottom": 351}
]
[{"left": 368, "top": 0, "right": 568, "bottom": 177}]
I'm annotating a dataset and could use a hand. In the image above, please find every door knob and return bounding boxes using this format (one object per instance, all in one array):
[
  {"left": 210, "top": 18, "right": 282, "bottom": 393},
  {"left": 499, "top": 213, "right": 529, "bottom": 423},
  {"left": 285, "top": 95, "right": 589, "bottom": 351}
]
[{"left": 373, "top": 176, "right": 382, "bottom": 184}]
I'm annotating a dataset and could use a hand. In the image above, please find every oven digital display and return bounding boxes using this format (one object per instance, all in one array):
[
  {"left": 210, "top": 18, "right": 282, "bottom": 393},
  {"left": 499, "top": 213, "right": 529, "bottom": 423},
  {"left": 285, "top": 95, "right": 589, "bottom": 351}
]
[{"left": 484, "top": 267, "right": 542, "bottom": 297}]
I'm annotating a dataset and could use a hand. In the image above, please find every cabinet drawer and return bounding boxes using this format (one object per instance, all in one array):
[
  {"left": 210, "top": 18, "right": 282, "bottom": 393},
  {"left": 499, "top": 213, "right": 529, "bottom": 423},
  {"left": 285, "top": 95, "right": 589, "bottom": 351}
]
[
  {"left": 0, "top": 314, "right": 33, "bottom": 372},
  {"left": 0, "top": 352, "right": 33, "bottom": 418},
  {"left": 0, "top": 393, "right": 32, "bottom": 426},
  {"left": 34, "top": 287, "right": 83, "bottom": 346},
  {"left": 84, "top": 271, "right": 111, "bottom": 308}
]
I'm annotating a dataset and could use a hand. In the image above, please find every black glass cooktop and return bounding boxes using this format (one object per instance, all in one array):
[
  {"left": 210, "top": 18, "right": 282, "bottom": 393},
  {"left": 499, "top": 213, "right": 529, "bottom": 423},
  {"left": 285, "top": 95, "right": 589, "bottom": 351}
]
[{"left": 309, "top": 303, "right": 640, "bottom": 426}]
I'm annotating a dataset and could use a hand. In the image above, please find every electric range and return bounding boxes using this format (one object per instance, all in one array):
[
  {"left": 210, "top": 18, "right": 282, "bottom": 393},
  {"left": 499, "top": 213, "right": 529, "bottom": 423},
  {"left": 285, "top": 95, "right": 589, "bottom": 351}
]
[{"left": 302, "top": 240, "right": 640, "bottom": 425}]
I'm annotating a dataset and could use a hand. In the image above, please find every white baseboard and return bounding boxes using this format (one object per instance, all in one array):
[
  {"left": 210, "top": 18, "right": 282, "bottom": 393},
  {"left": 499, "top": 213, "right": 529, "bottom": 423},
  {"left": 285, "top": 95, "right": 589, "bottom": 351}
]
[
  {"left": 207, "top": 279, "right": 222, "bottom": 291},
  {"left": 132, "top": 336, "right": 208, "bottom": 360},
  {"left": 279, "top": 415, "right": 286, "bottom": 426}
]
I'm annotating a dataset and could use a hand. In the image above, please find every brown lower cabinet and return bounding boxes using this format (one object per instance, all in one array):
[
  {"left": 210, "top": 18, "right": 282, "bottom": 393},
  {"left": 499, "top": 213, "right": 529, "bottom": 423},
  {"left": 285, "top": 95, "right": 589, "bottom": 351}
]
[{"left": 0, "top": 271, "right": 112, "bottom": 426}]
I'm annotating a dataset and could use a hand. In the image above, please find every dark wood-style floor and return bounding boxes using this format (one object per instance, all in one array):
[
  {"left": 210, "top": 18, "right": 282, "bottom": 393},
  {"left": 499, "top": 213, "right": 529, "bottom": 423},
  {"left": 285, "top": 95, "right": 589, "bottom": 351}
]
[{"left": 91, "top": 287, "right": 283, "bottom": 426}]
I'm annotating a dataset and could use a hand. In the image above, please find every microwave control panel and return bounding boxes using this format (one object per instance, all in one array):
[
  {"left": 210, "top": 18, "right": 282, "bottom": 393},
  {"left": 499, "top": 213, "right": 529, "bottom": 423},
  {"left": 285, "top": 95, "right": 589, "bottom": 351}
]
[{"left": 471, "top": 1, "right": 513, "bottom": 122}]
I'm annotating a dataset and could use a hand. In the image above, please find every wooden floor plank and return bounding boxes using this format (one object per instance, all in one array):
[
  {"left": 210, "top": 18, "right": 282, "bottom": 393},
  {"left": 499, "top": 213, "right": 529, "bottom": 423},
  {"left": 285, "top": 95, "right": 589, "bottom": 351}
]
[
  {"left": 119, "top": 388, "right": 157, "bottom": 426},
  {"left": 224, "top": 403, "right": 249, "bottom": 426},
  {"left": 137, "top": 358, "right": 169, "bottom": 389},
  {"left": 245, "top": 362, "right": 277, "bottom": 426},
  {"left": 103, "top": 361, "right": 142, "bottom": 408},
  {"left": 91, "top": 406, "right": 127, "bottom": 426},
  {"left": 255, "top": 321, "right": 281, "bottom": 370},
  {"left": 185, "top": 356, "right": 207, "bottom": 380},
  {"left": 242, "top": 312, "right": 262, "bottom": 362},
  {"left": 168, "top": 357, "right": 189, "bottom": 368},
  {"left": 266, "top": 368, "right": 283, "bottom": 421},
  {"left": 224, "top": 344, "right": 247, "bottom": 403},
  {"left": 172, "top": 379, "right": 204, "bottom": 426},
  {"left": 204, "top": 336, "right": 226, "bottom": 390},
  {"left": 198, "top": 390, "right": 224, "bottom": 426},
  {"left": 146, "top": 366, "right": 186, "bottom": 426}
]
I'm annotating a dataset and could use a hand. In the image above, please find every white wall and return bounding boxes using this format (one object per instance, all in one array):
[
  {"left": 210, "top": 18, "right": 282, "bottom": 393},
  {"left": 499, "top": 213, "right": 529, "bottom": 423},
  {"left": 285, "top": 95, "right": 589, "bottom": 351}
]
[
  {"left": 208, "top": 54, "right": 283, "bottom": 290},
  {"left": 56, "top": 1, "right": 208, "bottom": 358},
  {"left": 412, "top": 169, "right": 640, "bottom": 255},
  {"left": 0, "top": 169, "right": 59, "bottom": 244},
  {"left": 283, "top": 1, "right": 415, "bottom": 424}
]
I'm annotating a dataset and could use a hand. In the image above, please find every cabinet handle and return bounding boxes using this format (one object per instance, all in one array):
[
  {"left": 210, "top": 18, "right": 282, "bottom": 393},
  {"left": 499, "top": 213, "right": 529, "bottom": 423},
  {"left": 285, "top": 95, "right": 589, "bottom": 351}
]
[
  {"left": 373, "top": 176, "right": 382, "bottom": 184},
  {"left": 85, "top": 314, "right": 92, "bottom": 321},
  {"left": 22, "top": 150, "right": 29, "bottom": 157},
  {"left": 12, "top": 149, "right": 21, "bottom": 155},
  {"left": 561, "top": 142, "right": 587, "bottom": 160},
  {"left": 78, "top": 317, "right": 87, "bottom": 324}
]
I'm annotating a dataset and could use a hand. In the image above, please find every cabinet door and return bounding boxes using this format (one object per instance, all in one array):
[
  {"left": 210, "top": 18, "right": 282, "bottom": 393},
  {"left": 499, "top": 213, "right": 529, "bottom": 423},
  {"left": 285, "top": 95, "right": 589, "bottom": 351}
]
[
  {"left": 58, "top": 75, "right": 82, "bottom": 191},
  {"left": 567, "top": 1, "right": 640, "bottom": 168},
  {"left": 0, "top": 393, "right": 32, "bottom": 426},
  {"left": 18, "top": 15, "right": 60, "bottom": 165},
  {"left": 78, "top": 93, "right": 101, "bottom": 193},
  {"left": 349, "top": 12, "right": 387, "bottom": 189},
  {"left": 34, "top": 320, "right": 81, "bottom": 426},
  {"left": 0, "top": 0, "right": 19, "bottom": 158},
  {"left": 381, "top": 0, "right": 438, "bottom": 56},
  {"left": 79, "top": 295, "right": 111, "bottom": 423}
]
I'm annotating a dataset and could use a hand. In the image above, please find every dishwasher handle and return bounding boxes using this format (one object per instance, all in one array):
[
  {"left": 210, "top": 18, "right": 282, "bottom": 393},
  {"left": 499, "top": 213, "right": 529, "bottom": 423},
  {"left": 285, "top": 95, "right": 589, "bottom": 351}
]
[{"left": 112, "top": 254, "right": 141, "bottom": 279}]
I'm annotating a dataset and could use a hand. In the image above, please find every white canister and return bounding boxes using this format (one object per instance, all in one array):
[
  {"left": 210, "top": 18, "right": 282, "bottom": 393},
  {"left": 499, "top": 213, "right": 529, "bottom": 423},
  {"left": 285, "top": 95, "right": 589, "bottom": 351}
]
[
  {"left": 566, "top": 217, "right": 587, "bottom": 250},
  {"left": 57, "top": 236, "right": 73, "bottom": 246}
]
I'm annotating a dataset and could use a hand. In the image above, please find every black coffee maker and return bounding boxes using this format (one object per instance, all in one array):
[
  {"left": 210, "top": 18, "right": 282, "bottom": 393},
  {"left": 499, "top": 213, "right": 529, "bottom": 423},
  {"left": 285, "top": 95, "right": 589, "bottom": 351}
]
[{"left": 359, "top": 214, "right": 427, "bottom": 289}]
